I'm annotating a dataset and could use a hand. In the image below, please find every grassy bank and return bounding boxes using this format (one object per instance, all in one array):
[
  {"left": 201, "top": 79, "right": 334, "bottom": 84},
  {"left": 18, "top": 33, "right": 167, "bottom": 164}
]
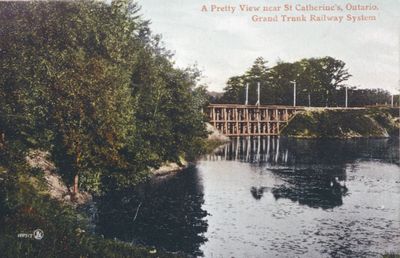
[
  {"left": 0, "top": 122, "right": 225, "bottom": 257},
  {"left": 282, "top": 108, "right": 399, "bottom": 138},
  {"left": 383, "top": 253, "right": 400, "bottom": 258},
  {"left": 0, "top": 165, "right": 184, "bottom": 258}
]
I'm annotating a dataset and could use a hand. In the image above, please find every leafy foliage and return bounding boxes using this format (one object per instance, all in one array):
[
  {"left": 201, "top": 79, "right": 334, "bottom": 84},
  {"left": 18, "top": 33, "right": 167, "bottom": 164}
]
[
  {"left": 217, "top": 56, "right": 396, "bottom": 107},
  {"left": 282, "top": 108, "right": 399, "bottom": 138},
  {"left": 0, "top": 0, "right": 207, "bottom": 193},
  {"left": 0, "top": 0, "right": 208, "bottom": 256},
  {"left": 0, "top": 166, "right": 183, "bottom": 258}
]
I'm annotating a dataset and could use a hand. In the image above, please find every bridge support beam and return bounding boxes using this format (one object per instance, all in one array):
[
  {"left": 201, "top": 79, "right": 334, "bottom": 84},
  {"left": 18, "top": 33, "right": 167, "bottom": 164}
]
[{"left": 207, "top": 104, "right": 301, "bottom": 136}]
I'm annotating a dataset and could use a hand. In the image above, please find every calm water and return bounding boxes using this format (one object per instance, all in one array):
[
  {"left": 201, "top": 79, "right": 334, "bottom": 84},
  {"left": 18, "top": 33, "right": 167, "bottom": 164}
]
[{"left": 96, "top": 137, "right": 400, "bottom": 258}]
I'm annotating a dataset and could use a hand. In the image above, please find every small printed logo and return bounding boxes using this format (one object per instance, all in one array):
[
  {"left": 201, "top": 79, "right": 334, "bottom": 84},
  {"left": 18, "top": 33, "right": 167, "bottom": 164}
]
[
  {"left": 17, "top": 229, "right": 44, "bottom": 240},
  {"left": 33, "top": 229, "right": 44, "bottom": 240}
]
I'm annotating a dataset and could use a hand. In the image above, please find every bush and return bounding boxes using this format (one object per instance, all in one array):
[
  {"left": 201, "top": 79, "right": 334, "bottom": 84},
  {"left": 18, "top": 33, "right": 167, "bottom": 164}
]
[{"left": 0, "top": 168, "right": 182, "bottom": 258}]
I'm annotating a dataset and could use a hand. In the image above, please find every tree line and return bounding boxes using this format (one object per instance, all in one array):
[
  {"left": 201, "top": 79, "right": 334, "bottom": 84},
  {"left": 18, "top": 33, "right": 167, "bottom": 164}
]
[
  {"left": 215, "top": 57, "right": 398, "bottom": 107},
  {"left": 0, "top": 0, "right": 208, "bottom": 195}
]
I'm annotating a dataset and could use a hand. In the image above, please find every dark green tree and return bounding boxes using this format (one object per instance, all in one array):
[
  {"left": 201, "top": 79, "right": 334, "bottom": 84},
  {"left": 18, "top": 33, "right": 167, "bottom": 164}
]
[
  {"left": 217, "top": 56, "right": 353, "bottom": 107},
  {"left": 0, "top": 0, "right": 207, "bottom": 194}
]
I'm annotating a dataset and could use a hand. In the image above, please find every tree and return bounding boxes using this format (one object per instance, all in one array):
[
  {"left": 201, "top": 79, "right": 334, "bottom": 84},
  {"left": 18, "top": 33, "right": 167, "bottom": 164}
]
[
  {"left": 1, "top": 0, "right": 208, "bottom": 194},
  {"left": 306, "top": 57, "right": 352, "bottom": 106},
  {"left": 219, "top": 76, "right": 246, "bottom": 104},
  {"left": 220, "top": 57, "right": 272, "bottom": 104},
  {"left": 217, "top": 56, "right": 353, "bottom": 107},
  {"left": 0, "top": 1, "right": 138, "bottom": 194}
]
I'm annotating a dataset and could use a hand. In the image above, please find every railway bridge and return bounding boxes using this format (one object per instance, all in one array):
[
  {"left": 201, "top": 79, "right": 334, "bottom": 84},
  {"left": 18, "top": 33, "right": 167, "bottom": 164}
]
[
  {"left": 206, "top": 104, "right": 305, "bottom": 136},
  {"left": 206, "top": 104, "right": 399, "bottom": 136}
]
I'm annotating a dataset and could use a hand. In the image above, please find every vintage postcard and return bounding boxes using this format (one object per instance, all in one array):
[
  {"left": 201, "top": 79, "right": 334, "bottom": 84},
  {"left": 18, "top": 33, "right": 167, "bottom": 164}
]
[{"left": 0, "top": 0, "right": 399, "bottom": 257}]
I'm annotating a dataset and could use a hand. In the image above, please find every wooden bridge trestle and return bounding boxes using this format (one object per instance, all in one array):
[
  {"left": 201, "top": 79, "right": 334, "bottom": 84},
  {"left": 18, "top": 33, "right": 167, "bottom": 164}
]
[{"left": 207, "top": 104, "right": 303, "bottom": 136}]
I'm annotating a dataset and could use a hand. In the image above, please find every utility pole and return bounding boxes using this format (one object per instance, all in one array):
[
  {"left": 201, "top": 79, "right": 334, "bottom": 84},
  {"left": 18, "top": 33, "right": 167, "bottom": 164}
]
[
  {"left": 391, "top": 94, "right": 394, "bottom": 107},
  {"left": 245, "top": 83, "right": 249, "bottom": 105},
  {"left": 345, "top": 85, "right": 348, "bottom": 108},
  {"left": 290, "top": 80, "right": 296, "bottom": 107},
  {"left": 256, "top": 82, "right": 260, "bottom": 106},
  {"left": 308, "top": 92, "right": 311, "bottom": 107}
]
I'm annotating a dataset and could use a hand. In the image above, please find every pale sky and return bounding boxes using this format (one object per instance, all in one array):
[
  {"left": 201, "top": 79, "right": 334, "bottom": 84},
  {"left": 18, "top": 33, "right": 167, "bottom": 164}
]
[{"left": 136, "top": 0, "right": 399, "bottom": 93}]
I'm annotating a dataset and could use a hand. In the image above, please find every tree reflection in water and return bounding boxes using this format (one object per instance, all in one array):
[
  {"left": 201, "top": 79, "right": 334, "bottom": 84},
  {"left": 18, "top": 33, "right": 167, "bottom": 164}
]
[
  {"left": 95, "top": 137, "right": 399, "bottom": 257},
  {"left": 96, "top": 167, "right": 208, "bottom": 256},
  {"left": 270, "top": 168, "right": 348, "bottom": 209},
  {"left": 207, "top": 137, "right": 398, "bottom": 209}
]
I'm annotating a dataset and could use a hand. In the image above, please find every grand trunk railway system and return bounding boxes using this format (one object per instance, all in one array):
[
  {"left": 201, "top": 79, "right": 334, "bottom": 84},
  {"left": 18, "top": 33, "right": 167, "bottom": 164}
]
[{"left": 207, "top": 104, "right": 304, "bottom": 136}]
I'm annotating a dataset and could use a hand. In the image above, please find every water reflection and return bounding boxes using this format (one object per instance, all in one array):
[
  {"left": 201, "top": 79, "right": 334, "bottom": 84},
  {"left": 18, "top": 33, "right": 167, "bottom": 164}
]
[
  {"left": 206, "top": 137, "right": 398, "bottom": 209},
  {"left": 96, "top": 168, "right": 208, "bottom": 256},
  {"left": 270, "top": 168, "right": 348, "bottom": 209},
  {"left": 95, "top": 137, "right": 400, "bottom": 257},
  {"left": 206, "top": 136, "right": 399, "bottom": 166}
]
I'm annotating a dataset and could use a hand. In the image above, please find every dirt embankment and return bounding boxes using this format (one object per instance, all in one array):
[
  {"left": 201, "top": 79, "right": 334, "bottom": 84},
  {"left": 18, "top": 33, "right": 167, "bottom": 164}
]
[
  {"left": 150, "top": 157, "right": 190, "bottom": 178},
  {"left": 150, "top": 123, "right": 229, "bottom": 177},
  {"left": 206, "top": 122, "right": 230, "bottom": 142},
  {"left": 282, "top": 108, "right": 400, "bottom": 138},
  {"left": 26, "top": 151, "right": 91, "bottom": 206},
  {"left": 26, "top": 122, "right": 230, "bottom": 196}
]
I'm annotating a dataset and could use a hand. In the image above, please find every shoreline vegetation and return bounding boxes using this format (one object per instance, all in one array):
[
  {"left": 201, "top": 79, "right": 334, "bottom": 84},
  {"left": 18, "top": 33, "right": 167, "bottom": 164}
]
[
  {"left": 383, "top": 254, "right": 400, "bottom": 258},
  {"left": 1, "top": 136, "right": 224, "bottom": 258},
  {"left": 282, "top": 108, "right": 399, "bottom": 138},
  {"left": 151, "top": 123, "right": 229, "bottom": 178},
  {"left": 0, "top": 0, "right": 213, "bottom": 257}
]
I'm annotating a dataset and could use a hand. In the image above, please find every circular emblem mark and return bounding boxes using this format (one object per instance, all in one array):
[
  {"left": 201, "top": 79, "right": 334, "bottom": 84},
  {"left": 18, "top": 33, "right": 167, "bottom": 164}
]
[{"left": 33, "top": 229, "right": 44, "bottom": 240}]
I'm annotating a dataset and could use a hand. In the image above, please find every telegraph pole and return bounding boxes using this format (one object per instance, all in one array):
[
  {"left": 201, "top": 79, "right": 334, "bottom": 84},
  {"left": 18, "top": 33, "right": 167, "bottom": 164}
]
[
  {"left": 391, "top": 94, "right": 394, "bottom": 107},
  {"left": 245, "top": 83, "right": 249, "bottom": 105},
  {"left": 290, "top": 80, "right": 296, "bottom": 107},
  {"left": 345, "top": 85, "right": 348, "bottom": 108},
  {"left": 256, "top": 82, "right": 260, "bottom": 106}
]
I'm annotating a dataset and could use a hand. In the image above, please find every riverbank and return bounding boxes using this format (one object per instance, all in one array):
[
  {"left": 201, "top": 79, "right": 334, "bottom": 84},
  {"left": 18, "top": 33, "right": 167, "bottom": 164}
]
[
  {"left": 150, "top": 123, "right": 229, "bottom": 178},
  {"left": 383, "top": 253, "right": 400, "bottom": 258},
  {"left": 97, "top": 137, "right": 400, "bottom": 257},
  {"left": 282, "top": 107, "right": 399, "bottom": 138},
  {"left": 23, "top": 122, "right": 228, "bottom": 204},
  {"left": 26, "top": 150, "right": 92, "bottom": 205},
  {"left": 0, "top": 122, "right": 229, "bottom": 257},
  {"left": 1, "top": 149, "right": 198, "bottom": 257},
  {"left": 0, "top": 161, "right": 185, "bottom": 258},
  {"left": 24, "top": 121, "right": 229, "bottom": 199}
]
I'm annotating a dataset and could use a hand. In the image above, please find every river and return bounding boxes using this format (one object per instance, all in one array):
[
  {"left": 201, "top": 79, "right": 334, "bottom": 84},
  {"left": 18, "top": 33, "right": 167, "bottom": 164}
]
[{"left": 96, "top": 137, "right": 400, "bottom": 258}]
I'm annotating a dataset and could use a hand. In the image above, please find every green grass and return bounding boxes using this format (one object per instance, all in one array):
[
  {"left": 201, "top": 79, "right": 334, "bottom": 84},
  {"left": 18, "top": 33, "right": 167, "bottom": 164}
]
[
  {"left": 383, "top": 253, "right": 400, "bottom": 258},
  {"left": 203, "top": 138, "right": 228, "bottom": 154},
  {"left": 282, "top": 108, "right": 399, "bottom": 138},
  {"left": 0, "top": 166, "right": 184, "bottom": 258}
]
